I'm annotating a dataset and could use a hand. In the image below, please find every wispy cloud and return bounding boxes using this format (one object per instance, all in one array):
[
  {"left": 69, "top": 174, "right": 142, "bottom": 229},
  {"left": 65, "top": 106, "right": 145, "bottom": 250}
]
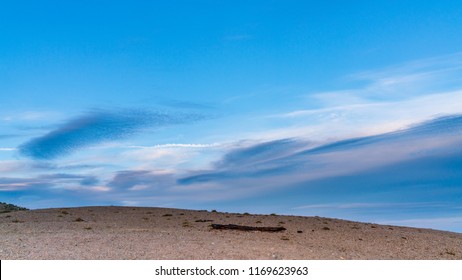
[
  {"left": 343, "top": 52, "right": 462, "bottom": 100},
  {"left": 215, "top": 139, "right": 309, "bottom": 169},
  {"left": 127, "top": 143, "right": 221, "bottom": 149},
  {"left": 18, "top": 109, "right": 205, "bottom": 160},
  {"left": 108, "top": 170, "right": 175, "bottom": 191},
  {"left": 0, "top": 173, "right": 101, "bottom": 192},
  {"left": 178, "top": 115, "right": 462, "bottom": 189},
  {"left": 261, "top": 53, "right": 462, "bottom": 142}
]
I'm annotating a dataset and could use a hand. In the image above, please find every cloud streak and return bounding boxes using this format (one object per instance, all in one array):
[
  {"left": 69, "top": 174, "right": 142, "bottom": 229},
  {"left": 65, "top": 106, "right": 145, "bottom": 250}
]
[
  {"left": 0, "top": 173, "right": 99, "bottom": 192},
  {"left": 18, "top": 109, "right": 205, "bottom": 160},
  {"left": 178, "top": 114, "right": 462, "bottom": 187}
]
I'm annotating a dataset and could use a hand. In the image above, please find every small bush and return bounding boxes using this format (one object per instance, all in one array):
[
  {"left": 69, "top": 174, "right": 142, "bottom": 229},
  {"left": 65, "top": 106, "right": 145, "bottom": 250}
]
[
  {"left": 0, "top": 202, "right": 28, "bottom": 213},
  {"left": 446, "top": 250, "right": 456, "bottom": 256}
]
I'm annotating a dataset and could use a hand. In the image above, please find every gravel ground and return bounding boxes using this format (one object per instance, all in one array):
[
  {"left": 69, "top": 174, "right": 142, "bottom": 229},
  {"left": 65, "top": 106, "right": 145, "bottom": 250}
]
[{"left": 0, "top": 206, "right": 461, "bottom": 260}]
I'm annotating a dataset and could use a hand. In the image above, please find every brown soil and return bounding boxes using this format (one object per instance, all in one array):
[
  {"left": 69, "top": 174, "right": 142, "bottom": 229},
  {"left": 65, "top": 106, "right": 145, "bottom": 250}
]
[{"left": 0, "top": 206, "right": 461, "bottom": 260}]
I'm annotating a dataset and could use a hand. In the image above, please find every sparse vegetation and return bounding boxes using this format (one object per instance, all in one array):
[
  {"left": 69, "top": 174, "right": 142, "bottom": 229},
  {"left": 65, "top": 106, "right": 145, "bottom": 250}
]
[
  {"left": 0, "top": 202, "right": 28, "bottom": 213},
  {"left": 162, "top": 213, "right": 173, "bottom": 217},
  {"left": 446, "top": 250, "right": 456, "bottom": 256},
  {"left": 195, "top": 219, "right": 213, "bottom": 223},
  {"left": 256, "top": 221, "right": 262, "bottom": 224},
  {"left": 322, "top": 227, "right": 331, "bottom": 230},
  {"left": 211, "top": 209, "right": 217, "bottom": 213},
  {"left": 84, "top": 226, "right": 92, "bottom": 230},
  {"left": 11, "top": 219, "right": 24, "bottom": 223},
  {"left": 74, "top": 217, "right": 84, "bottom": 222},
  {"left": 281, "top": 236, "right": 290, "bottom": 240}
]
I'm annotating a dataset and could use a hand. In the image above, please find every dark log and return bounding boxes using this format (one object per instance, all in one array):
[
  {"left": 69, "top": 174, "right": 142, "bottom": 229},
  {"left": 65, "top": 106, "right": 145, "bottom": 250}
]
[{"left": 211, "top": 224, "right": 286, "bottom": 232}]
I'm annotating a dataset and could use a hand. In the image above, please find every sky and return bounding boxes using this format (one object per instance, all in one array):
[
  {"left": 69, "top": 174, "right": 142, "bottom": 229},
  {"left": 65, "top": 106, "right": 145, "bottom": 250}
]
[{"left": 1, "top": 0, "right": 462, "bottom": 232}]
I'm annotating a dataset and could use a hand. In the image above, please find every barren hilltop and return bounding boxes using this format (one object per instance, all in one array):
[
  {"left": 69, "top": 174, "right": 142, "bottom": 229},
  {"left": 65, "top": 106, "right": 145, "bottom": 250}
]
[{"left": 0, "top": 206, "right": 460, "bottom": 259}]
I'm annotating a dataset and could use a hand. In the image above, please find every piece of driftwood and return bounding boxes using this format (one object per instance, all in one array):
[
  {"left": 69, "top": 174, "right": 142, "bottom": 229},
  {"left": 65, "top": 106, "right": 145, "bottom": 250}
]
[{"left": 211, "top": 224, "right": 286, "bottom": 232}]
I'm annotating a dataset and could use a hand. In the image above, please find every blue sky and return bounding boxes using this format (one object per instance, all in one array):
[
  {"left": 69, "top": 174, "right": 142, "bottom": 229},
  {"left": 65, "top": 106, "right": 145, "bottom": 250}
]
[{"left": 1, "top": 0, "right": 462, "bottom": 232}]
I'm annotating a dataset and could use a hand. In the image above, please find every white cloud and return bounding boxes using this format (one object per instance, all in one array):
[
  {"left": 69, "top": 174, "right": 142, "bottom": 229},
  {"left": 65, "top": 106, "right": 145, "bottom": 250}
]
[
  {"left": 127, "top": 143, "right": 221, "bottom": 149},
  {"left": 274, "top": 90, "right": 462, "bottom": 137},
  {"left": 0, "top": 148, "right": 16, "bottom": 151},
  {"left": 254, "top": 53, "right": 462, "bottom": 143},
  {"left": 120, "top": 143, "right": 226, "bottom": 170}
]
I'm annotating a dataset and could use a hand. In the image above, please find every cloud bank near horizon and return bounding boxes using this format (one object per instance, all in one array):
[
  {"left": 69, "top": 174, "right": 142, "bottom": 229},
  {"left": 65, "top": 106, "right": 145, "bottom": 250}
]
[
  {"left": 178, "top": 114, "right": 462, "bottom": 186},
  {"left": 3, "top": 114, "right": 462, "bottom": 231}
]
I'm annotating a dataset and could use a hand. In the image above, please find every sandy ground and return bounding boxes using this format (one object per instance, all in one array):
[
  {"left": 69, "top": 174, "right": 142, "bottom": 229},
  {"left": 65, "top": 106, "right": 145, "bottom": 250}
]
[{"left": 0, "top": 206, "right": 461, "bottom": 260}]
